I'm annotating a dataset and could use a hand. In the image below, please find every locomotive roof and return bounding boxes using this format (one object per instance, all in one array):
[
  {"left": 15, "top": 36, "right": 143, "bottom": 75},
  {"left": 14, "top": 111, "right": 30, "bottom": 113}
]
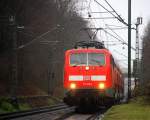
[
  {"left": 74, "top": 40, "right": 105, "bottom": 49},
  {"left": 66, "top": 48, "right": 111, "bottom": 54}
]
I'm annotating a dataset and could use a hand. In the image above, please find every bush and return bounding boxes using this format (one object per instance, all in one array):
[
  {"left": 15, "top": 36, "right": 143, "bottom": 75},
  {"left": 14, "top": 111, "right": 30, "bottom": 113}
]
[
  {"left": 145, "top": 83, "right": 150, "bottom": 96},
  {"left": 19, "top": 103, "right": 31, "bottom": 111},
  {"left": 0, "top": 101, "right": 16, "bottom": 112},
  {"left": 132, "top": 85, "right": 144, "bottom": 97},
  {"left": 48, "top": 98, "right": 56, "bottom": 106}
]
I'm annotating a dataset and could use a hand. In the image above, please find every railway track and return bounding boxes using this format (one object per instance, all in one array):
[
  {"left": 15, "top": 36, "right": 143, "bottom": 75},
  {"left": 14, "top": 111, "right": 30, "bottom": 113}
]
[
  {"left": 54, "top": 106, "right": 108, "bottom": 120},
  {"left": 0, "top": 103, "right": 75, "bottom": 120},
  {"left": 55, "top": 112, "right": 104, "bottom": 120},
  {"left": 86, "top": 112, "right": 104, "bottom": 120},
  {"left": 0, "top": 102, "right": 109, "bottom": 120}
]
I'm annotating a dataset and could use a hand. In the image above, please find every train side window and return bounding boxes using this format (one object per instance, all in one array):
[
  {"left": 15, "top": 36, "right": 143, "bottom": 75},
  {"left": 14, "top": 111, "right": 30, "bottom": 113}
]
[
  {"left": 110, "top": 56, "right": 112, "bottom": 64},
  {"left": 111, "top": 56, "right": 115, "bottom": 67}
]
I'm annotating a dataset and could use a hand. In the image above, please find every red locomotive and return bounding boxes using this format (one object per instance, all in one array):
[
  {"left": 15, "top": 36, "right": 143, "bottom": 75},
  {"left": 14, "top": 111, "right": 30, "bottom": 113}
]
[{"left": 63, "top": 41, "right": 124, "bottom": 107}]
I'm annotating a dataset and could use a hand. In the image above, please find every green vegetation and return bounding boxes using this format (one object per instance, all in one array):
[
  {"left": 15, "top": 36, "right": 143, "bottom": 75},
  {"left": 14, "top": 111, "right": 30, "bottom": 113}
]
[
  {"left": 0, "top": 101, "right": 16, "bottom": 113},
  {"left": 47, "top": 98, "right": 57, "bottom": 106},
  {"left": 19, "top": 103, "right": 31, "bottom": 111},
  {"left": 0, "top": 97, "right": 31, "bottom": 114},
  {"left": 0, "top": 96, "right": 60, "bottom": 114},
  {"left": 0, "top": 97, "right": 15, "bottom": 113},
  {"left": 103, "top": 97, "right": 150, "bottom": 120}
]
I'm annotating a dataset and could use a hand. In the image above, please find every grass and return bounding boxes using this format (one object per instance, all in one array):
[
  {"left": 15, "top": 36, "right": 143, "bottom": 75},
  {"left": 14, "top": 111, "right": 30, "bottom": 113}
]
[
  {"left": 47, "top": 98, "right": 57, "bottom": 106},
  {"left": 0, "top": 97, "right": 31, "bottom": 114},
  {"left": 0, "top": 96, "right": 59, "bottom": 114},
  {"left": 103, "top": 97, "right": 150, "bottom": 120},
  {"left": 19, "top": 103, "right": 31, "bottom": 111}
]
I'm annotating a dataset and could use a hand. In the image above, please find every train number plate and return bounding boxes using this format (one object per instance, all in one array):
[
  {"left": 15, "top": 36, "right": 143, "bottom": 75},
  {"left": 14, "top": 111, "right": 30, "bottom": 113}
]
[
  {"left": 83, "top": 82, "right": 92, "bottom": 86},
  {"left": 83, "top": 76, "right": 91, "bottom": 81}
]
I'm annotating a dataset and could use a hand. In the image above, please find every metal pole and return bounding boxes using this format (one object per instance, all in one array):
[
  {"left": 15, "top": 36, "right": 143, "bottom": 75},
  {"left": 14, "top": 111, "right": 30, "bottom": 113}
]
[
  {"left": 134, "top": 24, "right": 139, "bottom": 87},
  {"left": 134, "top": 17, "right": 142, "bottom": 87},
  {"left": 9, "top": 15, "right": 19, "bottom": 109},
  {"left": 128, "top": 0, "right": 131, "bottom": 99}
]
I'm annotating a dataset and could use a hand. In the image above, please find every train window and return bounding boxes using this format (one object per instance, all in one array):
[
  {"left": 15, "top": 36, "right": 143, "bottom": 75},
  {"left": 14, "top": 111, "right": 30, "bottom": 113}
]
[
  {"left": 110, "top": 56, "right": 112, "bottom": 65},
  {"left": 88, "top": 53, "right": 105, "bottom": 66},
  {"left": 70, "top": 53, "right": 87, "bottom": 66},
  {"left": 70, "top": 53, "right": 105, "bottom": 66},
  {"left": 111, "top": 56, "right": 115, "bottom": 67}
]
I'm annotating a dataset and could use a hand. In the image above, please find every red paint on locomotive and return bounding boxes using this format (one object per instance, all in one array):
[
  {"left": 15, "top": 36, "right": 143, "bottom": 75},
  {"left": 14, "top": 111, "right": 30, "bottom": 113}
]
[
  {"left": 63, "top": 42, "right": 124, "bottom": 107},
  {"left": 64, "top": 49, "right": 112, "bottom": 89}
]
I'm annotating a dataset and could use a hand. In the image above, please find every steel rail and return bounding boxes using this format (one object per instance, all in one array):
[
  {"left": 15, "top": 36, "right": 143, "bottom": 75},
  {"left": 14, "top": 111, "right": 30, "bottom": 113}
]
[
  {"left": 0, "top": 103, "right": 73, "bottom": 120},
  {"left": 54, "top": 111, "right": 75, "bottom": 120},
  {"left": 86, "top": 107, "right": 110, "bottom": 120},
  {"left": 85, "top": 112, "right": 101, "bottom": 120}
]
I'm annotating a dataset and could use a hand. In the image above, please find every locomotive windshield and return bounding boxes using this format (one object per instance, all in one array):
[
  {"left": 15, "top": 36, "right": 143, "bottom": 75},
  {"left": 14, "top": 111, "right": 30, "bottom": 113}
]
[{"left": 70, "top": 53, "right": 105, "bottom": 66}]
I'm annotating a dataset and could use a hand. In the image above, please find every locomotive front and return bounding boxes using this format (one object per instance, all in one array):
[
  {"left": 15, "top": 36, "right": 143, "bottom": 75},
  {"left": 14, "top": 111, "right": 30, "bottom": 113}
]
[{"left": 63, "top": 41, "right": 114, "bottom": 107}]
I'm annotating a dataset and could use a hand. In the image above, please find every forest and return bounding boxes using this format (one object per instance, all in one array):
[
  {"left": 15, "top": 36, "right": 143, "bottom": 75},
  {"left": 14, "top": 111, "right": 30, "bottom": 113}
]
[{"left": 0, "top": 0, "right": 93, "bottom": 97}]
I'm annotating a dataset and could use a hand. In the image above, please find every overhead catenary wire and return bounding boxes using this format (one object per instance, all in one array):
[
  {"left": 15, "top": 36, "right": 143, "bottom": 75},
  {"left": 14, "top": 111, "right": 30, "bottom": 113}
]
[
  {"left": 84, "top": 17, "right": 116, "bottom": 19},
  {"left": 105, "top": 24, "right": 127, "bottom": 44},
  {"left": 114, "top": 49, "right": 128, "bottom": 58},
  {"left": 94, "top": 0, "right": 128, "bottom": 26},
  {"left": 89, "top": 11, "right": 114, "bottom": 14},
  {"left": 88, "top": 0, "right": 92, "bottom": 10},
  {"left": 83, "top": 0, "right": 99, "bottom": 40},
  {"left": 105, "top": 24, "right": 128, "bottom": 30},
  {"left": 116, "top": 59, "right": 134, "bottom": 61},
  {"left": 17, "top": 25, "right": 61, "bottom": 49},
  {"left": 106, "top": 24, "right": 126, "bottom": 28},
  {"left": 85, "top": 0, "right": 129, "bottom": 44},
  {"left": 104, "top": 24, "right": 136, "bottom": 51},
  {"left": 101, "top": 28, "right": 136, "bottom": 51},
  {"left": 77, "top": 0, "right": 130, "bottom": 49},
  {"left": 87, "top": 2, "right": 100, "bottom": 28},
  {"left": 102, "top": 0, "right": 128, "bottom": 25},
  {"left": 18, "top": 30, "right": 56, "bottom": 44},
  {"left": 87, "top": 0, "right": 111, "bottom": 41},
  {"left": 81, "top": 0, "right": 130, "bottom": 69},
  {"left": 82, "top": 27, "right": 130, "bottom": 48}
]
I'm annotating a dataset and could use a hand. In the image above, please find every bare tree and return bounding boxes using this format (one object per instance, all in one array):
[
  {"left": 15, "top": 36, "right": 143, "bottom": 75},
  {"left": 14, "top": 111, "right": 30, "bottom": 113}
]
[
  {"left": 142, "top": 21, "right": 150, "bottom": 96},
  {"left": 0, "top": 0, "right": 91, "bottom": 96}
]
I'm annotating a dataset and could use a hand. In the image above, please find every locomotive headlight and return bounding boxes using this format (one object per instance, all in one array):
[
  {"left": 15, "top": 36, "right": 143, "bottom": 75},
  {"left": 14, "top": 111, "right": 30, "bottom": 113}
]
[
  {"left": 70, "top": 83, "right": 76, "bottom": 89},
  {"left": 85, "top": 66, "right": 89, "bottom": 70},
  {"left": 99, "top": 83, "right": 105, "bottom": 89}
]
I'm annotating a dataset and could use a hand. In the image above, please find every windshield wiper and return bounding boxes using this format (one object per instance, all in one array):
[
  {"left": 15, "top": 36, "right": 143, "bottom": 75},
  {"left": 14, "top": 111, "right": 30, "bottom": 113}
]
[
  {"left": 71, "top": 63, "right": 78, "bottom": 67},
  {"left": 90, "top": 59, "right": 103, "bottom": 66},
  {"left": 71, "top": 63, "right": 86, "bottom": 67}
]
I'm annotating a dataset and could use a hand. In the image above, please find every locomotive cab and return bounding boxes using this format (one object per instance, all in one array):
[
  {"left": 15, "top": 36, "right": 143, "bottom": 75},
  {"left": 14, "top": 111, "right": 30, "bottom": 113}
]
[
  {"left": 64, "top": 49, "right": 111, "bottom": 90},
  {"left": 63, "top": 41, "right": 124, "bottom": 107}
]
